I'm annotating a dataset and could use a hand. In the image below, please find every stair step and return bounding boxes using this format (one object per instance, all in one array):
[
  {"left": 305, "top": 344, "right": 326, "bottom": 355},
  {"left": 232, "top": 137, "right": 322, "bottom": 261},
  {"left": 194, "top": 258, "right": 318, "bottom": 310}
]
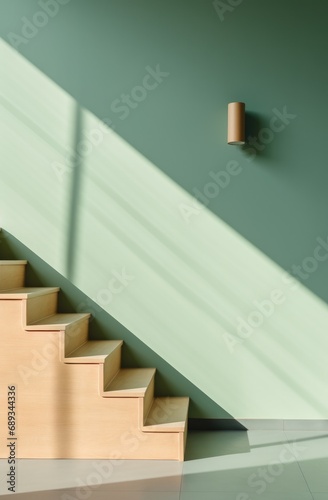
[
  {"left": 23, "top": 288, "right": 59, "bottom": 325},
  {"left": 66, "top": 340, "right": 123, "bottom": 363},
  {"left": 0, "top": 287, "right": 59, "bottom": 299},
  {"left": 143, "top": 397, "right": 189, "bottom": 433},
  {"left": 0, "top": 261, "right": 27, "bottom": 265},
  {"left": 0, "top": 261, "right": 27, "bottom": 290},
  {"left": 104, "top": 368, "right": 156, "bottom": 397},
  {"left": 25, "top": 313, "right": 90, "bottom": 331},
  {"left": 25, "top": 313, "right": 91, "bottom": 358}
]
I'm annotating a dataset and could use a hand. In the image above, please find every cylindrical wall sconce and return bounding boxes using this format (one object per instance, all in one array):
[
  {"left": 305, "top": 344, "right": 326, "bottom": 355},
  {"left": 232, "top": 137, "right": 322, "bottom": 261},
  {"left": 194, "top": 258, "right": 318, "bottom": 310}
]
[{"left": 227, "top": 102, "right": 245, "bottom": 145}]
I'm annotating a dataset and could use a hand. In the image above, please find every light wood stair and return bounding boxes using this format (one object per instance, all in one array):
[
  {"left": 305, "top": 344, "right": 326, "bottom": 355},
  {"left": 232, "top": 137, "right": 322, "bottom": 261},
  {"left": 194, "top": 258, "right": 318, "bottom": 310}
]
[{"left": 0, "top": 260, "right": 189, "bottom": 460}]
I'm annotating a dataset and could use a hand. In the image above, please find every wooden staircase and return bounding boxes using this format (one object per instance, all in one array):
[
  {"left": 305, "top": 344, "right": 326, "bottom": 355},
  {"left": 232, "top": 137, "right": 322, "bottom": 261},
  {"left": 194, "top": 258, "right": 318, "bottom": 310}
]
[{"left": 0, "top": 260, "right": 189, "bottom": 460}]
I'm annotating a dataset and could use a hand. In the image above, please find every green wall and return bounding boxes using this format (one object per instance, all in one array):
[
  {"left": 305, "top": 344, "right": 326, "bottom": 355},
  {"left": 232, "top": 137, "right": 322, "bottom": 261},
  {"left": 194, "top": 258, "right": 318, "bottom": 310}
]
[{"left": 1, "top": 0, "right": 328, "bottom": 419}]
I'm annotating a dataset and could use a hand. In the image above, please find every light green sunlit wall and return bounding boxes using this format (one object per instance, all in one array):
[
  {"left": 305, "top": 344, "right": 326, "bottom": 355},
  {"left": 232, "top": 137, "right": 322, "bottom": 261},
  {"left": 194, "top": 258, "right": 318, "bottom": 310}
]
[{"left": 1, "top": 0, "right": 328, "bottom": 418}]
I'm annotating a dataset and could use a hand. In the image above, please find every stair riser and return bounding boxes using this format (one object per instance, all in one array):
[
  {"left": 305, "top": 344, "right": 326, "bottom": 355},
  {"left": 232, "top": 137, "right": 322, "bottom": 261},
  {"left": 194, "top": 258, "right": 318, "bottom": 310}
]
[
  {"left": 139, "top": 376, "right": 155, "bottom": 426},
  {"left": 179, "top": 431, "right": 186, "bottom": 461},
  {"left": 0, "top": 264, "right": 25, "bottom": 290},
  {"left": 64, "top": 319, "right": 89, "bottom": 357},
  {"left": 102, "top": 347, "right": 122, "bottom": 389},
  {"left": 23, "top": 293, "right": 58, "bottom": 325}
]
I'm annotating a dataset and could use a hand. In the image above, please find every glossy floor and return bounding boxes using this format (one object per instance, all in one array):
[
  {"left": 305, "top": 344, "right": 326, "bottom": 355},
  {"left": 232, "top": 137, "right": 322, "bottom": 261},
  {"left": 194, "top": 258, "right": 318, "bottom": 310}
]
[{"left": 1, "top": 430, "right": 328, "bottom": 499}]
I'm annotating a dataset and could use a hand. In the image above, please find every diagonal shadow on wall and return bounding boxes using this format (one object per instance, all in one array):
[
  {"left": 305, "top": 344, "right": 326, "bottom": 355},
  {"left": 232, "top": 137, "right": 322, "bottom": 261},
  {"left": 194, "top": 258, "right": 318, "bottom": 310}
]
[{"left": 0, "top": 229, "right": 245, "bottom": 428}]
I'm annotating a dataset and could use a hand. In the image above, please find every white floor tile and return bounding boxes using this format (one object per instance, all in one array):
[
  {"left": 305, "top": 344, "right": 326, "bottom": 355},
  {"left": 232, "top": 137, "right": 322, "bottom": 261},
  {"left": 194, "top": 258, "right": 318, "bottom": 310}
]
[
  {"left": 0, "top": 491, "right": 180, "bottom": 500},
  {"left": 182, "top": 431, "right": 309, "bottom": 493},
  {"left": 284, "top": 431, "right": 328, "bottom": 492},
  {"left": 0, "top": 459, "right": 182, "bottom": 494},
  {"left": 180, "top": 493, "right": 313, "bottom": 500},
  {"left": 297, "top": 458, "right": 328, "bottom": 493},
  {"left": 181, "top": 460, "right": 309, "bottom": 494},
  {"left": 284, "top": 431, "right": 328, "bottom": 460}
]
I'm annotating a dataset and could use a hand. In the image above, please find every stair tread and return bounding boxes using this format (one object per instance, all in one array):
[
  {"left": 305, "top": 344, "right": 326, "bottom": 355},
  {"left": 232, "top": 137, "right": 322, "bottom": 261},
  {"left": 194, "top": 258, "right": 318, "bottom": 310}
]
[
  {"left": 0, "top": 287, "right": 59, "bottom": 298},
  {"left": 143, "top": 397, "right": 189, "bottom": 433},
  {"left": 66, "top": 340, "right": 123, "bottom": 363},
  {"left": 0, "top": 260, "right": 27, "bottom": 265},
  {"left": 104, "top": 368, "right": 156, "bottom": 397},
  {"left": 26, "top": 313, "right": 90, "bottom": 330}
]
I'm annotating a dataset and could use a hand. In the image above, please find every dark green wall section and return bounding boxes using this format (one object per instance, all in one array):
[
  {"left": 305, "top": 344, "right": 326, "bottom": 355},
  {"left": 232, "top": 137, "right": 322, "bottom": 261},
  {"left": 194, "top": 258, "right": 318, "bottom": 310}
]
[{"left": 1, "top": 0, "right": 328, "bottom": 303}]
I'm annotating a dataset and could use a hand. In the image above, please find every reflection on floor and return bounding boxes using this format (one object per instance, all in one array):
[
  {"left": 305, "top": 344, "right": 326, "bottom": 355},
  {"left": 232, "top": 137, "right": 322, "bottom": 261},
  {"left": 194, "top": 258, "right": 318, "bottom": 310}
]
[{"left": 1, "top": 430, "right": 328, "bottom": 499}]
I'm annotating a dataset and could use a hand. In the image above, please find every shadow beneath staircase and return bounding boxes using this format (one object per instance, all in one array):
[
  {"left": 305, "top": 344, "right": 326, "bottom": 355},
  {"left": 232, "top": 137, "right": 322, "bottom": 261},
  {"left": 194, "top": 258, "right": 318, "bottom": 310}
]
[{"left": 0, "top": 230, "right": 247, "bottom": 443}]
